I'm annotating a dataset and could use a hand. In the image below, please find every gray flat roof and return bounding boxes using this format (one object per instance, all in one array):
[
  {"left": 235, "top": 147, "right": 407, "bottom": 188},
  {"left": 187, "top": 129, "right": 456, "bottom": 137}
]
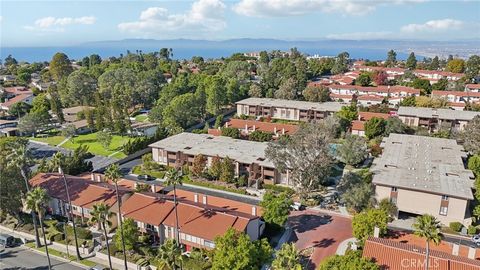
[
  {"left": 149, "top": 133, "right": 274, "bottom": 167},
  {"left": 371, "top": 134, "right": 474, "bottom": 199},
  {"left": 397, "top": 107, "right": 480, "bottom": 121},
  {"left": 236, "top": 98, "right": 346, "bottom": 112}
]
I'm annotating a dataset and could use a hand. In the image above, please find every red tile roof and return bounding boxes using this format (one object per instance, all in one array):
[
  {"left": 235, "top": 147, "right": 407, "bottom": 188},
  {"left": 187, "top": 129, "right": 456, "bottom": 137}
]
[
  {"left": 363, "top": 237, "right": 480, "bottom": 270},
  {"left": 432, "top": 90, "right": 480, "bottom": 98},
  {"left": 351, "top": 120, "right": 365, "bottom": 131},
  {"left": 358, "top": 112, "right": 391, "bottom": 121},
  {"left": 121, "top": 193, "right": 175, "bottom": 226},
  {"left": 29, "top": 173, "right": 128, "bottom": 210},
  {"left": 357, "top": 94, "right": 385, "bottom": 101},
  {"left": 466, "top": 84, "right": 480, "bottom": 90},
  {"left": 3, "top": 86, "right": 32, "bottom": 95},
  {"left": 1, "top": 94, "right": 32, "bottom": 108},
  {"left": 328, "top": 84, "right": 420, "bottom": 94}
]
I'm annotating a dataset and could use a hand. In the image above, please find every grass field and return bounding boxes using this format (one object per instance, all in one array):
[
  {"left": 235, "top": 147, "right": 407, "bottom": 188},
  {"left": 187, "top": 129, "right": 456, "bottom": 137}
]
[
  {"left": 135, "top": 114, "right": 149, "bottom": 122},
  {"left": 30, "top": 132, "right": 132, "bottom": 159}
]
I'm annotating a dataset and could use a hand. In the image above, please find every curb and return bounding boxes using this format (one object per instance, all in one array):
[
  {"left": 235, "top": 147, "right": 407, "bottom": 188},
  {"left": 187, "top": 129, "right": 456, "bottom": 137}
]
[{"left": 23, "top": 245, "right": 89, "bottom": 270}]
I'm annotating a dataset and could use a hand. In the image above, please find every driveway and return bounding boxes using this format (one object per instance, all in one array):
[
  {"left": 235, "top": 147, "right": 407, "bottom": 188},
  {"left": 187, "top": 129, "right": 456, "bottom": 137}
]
[{"left": 288, "top": 209, "right": 352, "bottom": 269}]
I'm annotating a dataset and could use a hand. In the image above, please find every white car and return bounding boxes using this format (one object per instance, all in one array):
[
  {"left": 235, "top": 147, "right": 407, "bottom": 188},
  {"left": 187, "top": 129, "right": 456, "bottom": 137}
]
[{"left": 471, "top": 234, "right": 480, "bottom": 246}]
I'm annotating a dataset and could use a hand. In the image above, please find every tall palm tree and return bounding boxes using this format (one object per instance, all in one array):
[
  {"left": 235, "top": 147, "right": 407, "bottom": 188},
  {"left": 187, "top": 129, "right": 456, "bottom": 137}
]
[
  {"left": 157, "top": 239, "right": 181, "bottom": 270},
  {"left": 89, "top": 203, "right": 113, "bottom": 270},
  {"left": 105, "top": 163, "right": 128, "bottom": 270},
  {"left": 164, "top": 168, "right": 183, "bottom": 246},
  {"left": 25, "top": 187, "right": 52, "bottom": 270},
  {"left": 7, "top": 143, "right": 41, "bottom": 247},
  {"left": 413, "top": 214, "right": 442, "bottom": 270},
  {"left": 57, "top": 162, "right": 82, "bottom": 260}
]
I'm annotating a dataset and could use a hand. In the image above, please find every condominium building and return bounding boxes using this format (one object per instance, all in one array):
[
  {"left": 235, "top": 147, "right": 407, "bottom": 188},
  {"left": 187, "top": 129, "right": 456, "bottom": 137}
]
[
  {"left": 149, "top": 132, "right": 291, "bottom": 185},
  {"left": 235, "top": 98, "right": 345, "bottom": 122},
  {"left": 397, "top": 107, "right": 480, "bottom": 132},
  {"left": 371, "top": 134, "right": 475, "bottom": 225}
]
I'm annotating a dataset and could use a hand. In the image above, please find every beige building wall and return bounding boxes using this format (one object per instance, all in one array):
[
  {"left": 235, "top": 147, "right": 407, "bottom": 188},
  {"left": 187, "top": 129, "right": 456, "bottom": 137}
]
[
  {"left": 375, "top": 185, "right": 470, "bottom": 225},
  {"left": 399, "top": 116, "right": 420, "bottom": 127}
]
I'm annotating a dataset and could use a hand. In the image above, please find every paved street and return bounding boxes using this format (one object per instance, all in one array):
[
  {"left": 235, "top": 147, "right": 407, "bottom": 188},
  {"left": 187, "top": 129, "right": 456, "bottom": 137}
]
[
  {"left": 288, "top": 209, "right": 352, "bottom": 269},
  {"left": 0, "top": 245, "right": 86, "bottom": 270},
  {"left": 28, "top": 141, "right": 118, "bottom": 171}
]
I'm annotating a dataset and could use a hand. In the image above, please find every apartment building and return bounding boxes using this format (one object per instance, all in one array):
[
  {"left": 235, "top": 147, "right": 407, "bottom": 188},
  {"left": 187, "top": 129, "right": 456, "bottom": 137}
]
[
  {"left": 328, "top": 84, "right": 420, "bottom": 106},
  {"left": 208, "top": 118, "right": 299, "bottom": 139},
  {"left": 432, "top": 90, "right": 480, "bottom": 110},
  {"left": 371, "top": 134, "right": 475, "bottom": 225},
  {"left": 235, "top": 98, "right": 344, "bottom": 122},
  {"left": 149, "top": 132, "right": 291, "bottom": 185},
  {"left": 29, "top": 173, "right": 131, "bottom": 226},
  {"left": 397, "top": 107, "right": 480, "bottom": 132}
]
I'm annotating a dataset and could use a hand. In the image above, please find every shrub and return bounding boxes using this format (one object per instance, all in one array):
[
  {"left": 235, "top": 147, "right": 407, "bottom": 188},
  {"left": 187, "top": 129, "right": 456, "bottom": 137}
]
[
  {"left": 263, "top": 184, "right": 295, "bottom": 196},
  {"left": 468, "top": 225, "right": 478, "bottom": 235},
  {"left": 221, "top": 127, "right": 240, "bottom": 139},
  {"left": 449, "top": 222, "right": 463, "bottom": 232},
  {"left": 237, "top": 175, "right": 248, "bottom": 187},
  {"left": 53, "top": 233, "right": 64, "bottom": 242},
  {"left": 66, "top": 225, "right": 92, "bottom": 239},
  {"left": 22, "top": 223, "right": 34, "bottom": 232}
]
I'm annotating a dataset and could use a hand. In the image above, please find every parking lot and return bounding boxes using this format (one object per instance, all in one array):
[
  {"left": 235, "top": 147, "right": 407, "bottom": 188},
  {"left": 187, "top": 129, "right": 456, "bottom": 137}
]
[{"left": 288, "top": 209, "right": 352, "bottom": 269}]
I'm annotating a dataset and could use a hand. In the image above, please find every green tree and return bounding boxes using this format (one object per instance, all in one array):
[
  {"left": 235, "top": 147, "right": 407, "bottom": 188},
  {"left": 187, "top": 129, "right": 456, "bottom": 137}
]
[
  {"left": 219, "top": 156, "right": 235, "bottom": 183},
  {"left": 209, "top": 156, "right": 222, "bottom": 180},
  {"left": 302, "top": 85, "right": 330, "bottom": 102},
  {"left": 461, "top": 116, "right": 480, "bottom": 155},
  {"left": 468, "top": 155, "right": 480, "bottom": 176},
  {"left": 318, "top": 250, "right": 379, "bottom": 270},
  {"left": 338, "top": 172, "right": 374, "bottom": 213},
  {"left": 249, "top": 130, "right": 273, "bottom": 142},
  {"left": 364, "top": 117, "right": 386, "bottom": 139},
  {"left": 274, "top": 77, "right": 297, "bottom": 100},
  {"left": 16, "top": 72, "right": 31, "bottom": 85},
  {"left": 331, "top": 52, "right": 349, "bottom": 75},
  {"left": 212, "top": 228, "right": 273, "bottom": 270},
  {"left": 384, "top": 117, "right": 407, "bottom": 136},
  {"left": 337, "top": 135, "right": 368, "bottom": 166},
  {"left": 413, "top": 215, "right": 443, "bottom": 270},
  {"left": 25, "top": 187, "right": 52, "bottom": 269},
  {"left": 89, "top": 203, "right": 113, "bottom": 270},
  {"left": 31, "top": 94, "right": 50, "bottom": 114},
  {"left": 336, "top": 104, "right": 358, "bottom": 124},
  {"left": 9, "top": 102, "right": 31, "bottom": 117},
  {"left": 446, "top": 58, "right": 465, "bottom": 73},
  {"left": 114, "top": 218, "right": 139, "bottom": 252},
  {"left": 164, "top": 168, "right": 183, "bottom": 246},
  {"left": 412, "top": 78, "right": 432, "bottom": 95},
  {"left": 105, "top": 164, "right": 128, "bottom": 270},
  {"left": 271, "top": 243, "right": 302, "bottom": 270},
  {"left": 406, "top": 52, "right": 417, "bottom": 69},
  {"left": 260, "top": 191, "right": 292, "bottom": 228},
  {"left": 378, "top": 198, "right": 398, "bottom": 220},
  {"left": 249, "top": 83, "right": 263, "bottom": 98},
  {"left": 429, "top": 56, "right": 440, "bottom": 70},
  {"left": 205, "top": 75, "right": 227, "bottom": 115},
  {"left": 6, "top": 142, "right": 41, "bottom": 247},
  {"left": 466, "top": 55, "right": 480, "bottom": 80},
  {"left": 385, "top": 50, "right": 397, "bottom": 67},
  {"left": 220, "top": 127, "right": 240, "bottom": 139},
  {"left": 352, "top": 208, "right": 389, "bottom": 244},
  {"left": 50, "top": 52, "right": 73, "bottom": 81},
  {"left": 61, "top": 124, "right": 77, "bottom": 143},
  {"left": 96, "top": 130, "right": 112, "bottom": 150},
  {"left": 64, "top": 70, "right": 97, "bottom": 105},
  {"left": 162, "top": 93, "right": 201, "bottom": 129},
  {"left": 18, "top": 111, "right": 49, "bottom": 137},
  {"left": 399, "top": 96, "right": 416, "bottom": 107},
  {"left": 214, "top": 115, "right": 223, "bottom": 129},
  {"left": 157, "top": 239, "right": 182, "bottom": 270},
  {"left": 355, "top": 73, "right": 372, "bottom": 86}
]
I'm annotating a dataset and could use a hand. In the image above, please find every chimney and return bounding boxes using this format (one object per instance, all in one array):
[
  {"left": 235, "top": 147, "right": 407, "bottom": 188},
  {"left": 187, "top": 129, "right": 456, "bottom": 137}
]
[
  {"left": 282, "top": 128, "right": 285, "bottom": 135},
  {"left": 468, "top": 247, "right": 476, "bottom": 259},
  {"left": 245, "top": 124, "right": 248, "bottom": 132},
  {"left": 452, "top": 244, "right": 459, "bottom": 256},
  {"left": 251, "top": 206, "right": 257, "bottom": 216},
  {"left": 373, "top": 226, "right": 380, "bottom": 238},
  {"left": 225, "top": 122, "right": 229, "bottom": 128},
  {"left": 252, "top": 125, "right": 256, "bottom": 131},
  {"left": 194, "top": 193, "right": 199, "bottom": 203},
  {"left": 274, "top": 127, "right": 277, "bottom": 134},
  {"left": 90, "top": 173, "right": 95, "bottom": 181},
  {"left": 202, "top": 195, "right": 207, "bottom": 205},
  {"left": 151, "top": 185, "right": 156, "bottom": 193}
]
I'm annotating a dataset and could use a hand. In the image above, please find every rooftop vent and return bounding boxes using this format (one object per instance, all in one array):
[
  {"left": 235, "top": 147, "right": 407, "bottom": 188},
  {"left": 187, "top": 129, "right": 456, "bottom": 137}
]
[
  {"left": 206, "top": 137, "right": 214, "bottom": 140},
  {"left": 184, "top": 146, "right": 192, "bottom": 150}
]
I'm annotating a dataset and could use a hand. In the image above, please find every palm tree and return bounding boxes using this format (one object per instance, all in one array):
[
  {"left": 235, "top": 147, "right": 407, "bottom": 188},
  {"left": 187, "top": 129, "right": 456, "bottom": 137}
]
[
  {"left": 89, "top": 203, "right": 113, "bottom": 270},
  {"left": 413, "top": 214, "right": 442, "bottom": 270},
  {"left": 271, "top": 243, "right": 302, "bottom": 270},
  {"left": 164, "top": 168, "right": 183, "bottom": 246},
  {"left": 57, "top": 161, "right": 82, "bottom": 260},
  {"left": 7, "top": 143, "right": 41, "bottom": 247},
  {"left": 105, "top": 163, "right": 128, "bottom": 270},
  {"left": 25, "top": 187, "right": 52, "bottom": 270},
  {"left": 157, "top": 239, "right": 181, "bottom": 270}
]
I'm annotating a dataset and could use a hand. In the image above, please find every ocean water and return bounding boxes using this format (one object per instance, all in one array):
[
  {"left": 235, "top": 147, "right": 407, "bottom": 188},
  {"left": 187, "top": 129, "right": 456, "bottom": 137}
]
[{"left": 0, "top": 46, "right": 411, "bottom": 63}]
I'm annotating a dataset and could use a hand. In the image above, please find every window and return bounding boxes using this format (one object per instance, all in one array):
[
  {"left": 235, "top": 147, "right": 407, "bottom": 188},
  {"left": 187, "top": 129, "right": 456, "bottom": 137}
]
[
  {"left": 191, "top": 236, "right": 197, "bottom": 243},
  {"left": 441, "top": 195, "right": 449, "bottom": 201},
  {"left": 186, "top": 234, "right": 192, "bottom": 242},
  {"left": 439, "top": 206, "right": 448, "bottom": 216},
  {"left": 391, "top": 187, "right": 398, "bottom": 192},
  {"left": 390, "top": 197, "right": 397, "bottom": 205},
  {"left": 204, "top": 240, "right": 215, "bottom": 248}
]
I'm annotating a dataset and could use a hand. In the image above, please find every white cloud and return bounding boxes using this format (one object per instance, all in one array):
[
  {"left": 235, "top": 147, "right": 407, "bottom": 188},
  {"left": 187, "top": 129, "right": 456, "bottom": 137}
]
[
  {"left": 401, "top": 19, "right": 464, "bottom": 33},
  {"left": 118, "top": 0, "right": 226, "bottom": 35},
  {"left": 326, "top": 31, "right": 393, "bottom": 40},
  {"left": 24, "top": 16, "right": 96, "bottom": 32},
  {"left": 233, "top": 0, "right": 427, "bottom": 17}
]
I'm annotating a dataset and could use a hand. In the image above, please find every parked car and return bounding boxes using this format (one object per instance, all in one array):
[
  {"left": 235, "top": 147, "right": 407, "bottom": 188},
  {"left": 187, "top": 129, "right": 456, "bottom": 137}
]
[
  {"left": 137, "top": 174, "right": 156, "bottom": 181},
  {"left": 89, "top": 265, "right": 108, "bottom": 270},
  {"left": 0, "top": 234, "right": 15, "bottom": 247},
  {"left": 472, "top": 234, "right": 480, "bottom": 246}
]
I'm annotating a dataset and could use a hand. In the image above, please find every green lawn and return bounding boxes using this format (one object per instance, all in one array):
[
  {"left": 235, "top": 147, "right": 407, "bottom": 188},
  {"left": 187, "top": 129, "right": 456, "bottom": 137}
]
[
  {"left": 29, "top": 136, "right": 66, "bottom": 146},
  {"left": 135, "top": 114, "right": 149, "bottom": 122},
  {"left": 25, "top": 242, "right": 97, "bottom": 267},
  {"left": 30, "top": 132, "right": 132, "bottom": 159}
]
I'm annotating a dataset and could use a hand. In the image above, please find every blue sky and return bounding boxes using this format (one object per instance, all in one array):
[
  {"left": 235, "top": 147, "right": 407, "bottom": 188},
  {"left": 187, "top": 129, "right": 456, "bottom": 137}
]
[{"left": 1, "top": 0, "right": 479, "bottom": 46}]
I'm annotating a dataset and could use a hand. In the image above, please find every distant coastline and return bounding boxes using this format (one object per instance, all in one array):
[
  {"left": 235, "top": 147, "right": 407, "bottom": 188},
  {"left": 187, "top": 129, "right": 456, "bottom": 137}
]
[{"left": 2, "top": 38, "right": 478, "bottom": 62}]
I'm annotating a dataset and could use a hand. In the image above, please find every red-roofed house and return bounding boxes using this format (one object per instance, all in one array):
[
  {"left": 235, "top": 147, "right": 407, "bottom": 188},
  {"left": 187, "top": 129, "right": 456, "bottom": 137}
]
[
  {"left": 466, "top": 84, "right": 480, "bottom": 92},
  {"left": 432, "top": 90, "right": 480, "bottom": 110},
  {"left": 208, "top": 118, "right": 299, "bottom": 139},
  {"left": 352, "top": 112, "right": 392, "bottom": 136},
  {"left": 29, "top": 173, "right": 131, "bottom": 226},
  {"left": 363, "top": 236, "right": 480, "bottom": 270},
  {"left": 328, "top": 84, "right": 419, "bottom": 106}
]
